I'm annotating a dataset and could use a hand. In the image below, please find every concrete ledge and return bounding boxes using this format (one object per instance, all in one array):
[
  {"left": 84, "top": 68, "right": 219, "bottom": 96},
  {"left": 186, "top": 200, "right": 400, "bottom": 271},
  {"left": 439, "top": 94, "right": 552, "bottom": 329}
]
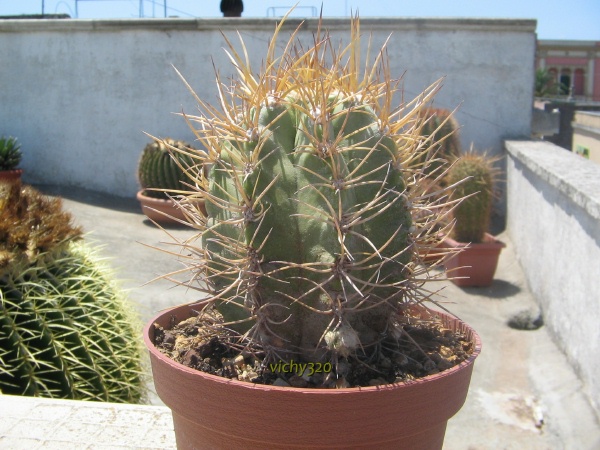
[
  {"left": 0, "top": 17, "right": 537, "bottom": 33},
  {"left": 0, "top": 394, "right": 176, "bottom": 449},
  {"left": 572, "top": 122, "right": 600, "bottom": 136},
  {"left": 506, "top": 140, "right": 600, "bottom": 220},
  {"left": 506, "top": 139, "right": 600, "bottom": 415}
]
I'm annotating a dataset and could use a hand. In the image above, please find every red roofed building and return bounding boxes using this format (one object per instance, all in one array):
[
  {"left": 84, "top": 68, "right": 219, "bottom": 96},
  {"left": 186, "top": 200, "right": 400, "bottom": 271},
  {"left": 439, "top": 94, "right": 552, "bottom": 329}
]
[{"left": 537, "top": 40, "right": 600, "bottom": 101}]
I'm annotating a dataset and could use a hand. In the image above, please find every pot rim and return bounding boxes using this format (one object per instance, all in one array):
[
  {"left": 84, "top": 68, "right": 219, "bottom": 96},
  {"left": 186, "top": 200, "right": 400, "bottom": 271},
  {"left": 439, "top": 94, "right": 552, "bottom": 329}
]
[
  {"left": 136, "top": 189, "right": 205, "bottom": 204},
  {"left": 0, "top": 168, "right": 23, "bottom": 177},
  {"left": 136, "top": 189, "right": 174, "bottom": 203},
  {"left": 143, "top": 303, "right": 482, "bottom": 395},
  {"left": 443, "top": 232, "right": 506, "bottom": 249}
]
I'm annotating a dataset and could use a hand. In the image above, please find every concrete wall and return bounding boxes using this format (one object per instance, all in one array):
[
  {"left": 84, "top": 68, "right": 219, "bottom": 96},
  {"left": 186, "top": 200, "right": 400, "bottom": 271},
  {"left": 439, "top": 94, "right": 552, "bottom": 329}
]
[
  {"left": 506, "top": 140, "right": 600, "bottom": 414},
  {"left": 531, "top": 101, "right": 559, "bottom": 138},
  {"left": 541, "top": 100, "right": 600, "bottom": 151},
  {"left": 0, "top": 17, "right": 536, "bottom": 198}
]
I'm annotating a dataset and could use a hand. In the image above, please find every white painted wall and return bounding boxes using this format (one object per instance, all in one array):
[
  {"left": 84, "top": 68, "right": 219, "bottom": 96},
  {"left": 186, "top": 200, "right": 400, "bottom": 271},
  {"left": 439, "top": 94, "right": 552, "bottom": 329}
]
[
  {"left": 0, "top": 17, "right": 536, "bottom": 198},
  {"left": 506, "top": 140, "right": 600, "bottom": 415}
]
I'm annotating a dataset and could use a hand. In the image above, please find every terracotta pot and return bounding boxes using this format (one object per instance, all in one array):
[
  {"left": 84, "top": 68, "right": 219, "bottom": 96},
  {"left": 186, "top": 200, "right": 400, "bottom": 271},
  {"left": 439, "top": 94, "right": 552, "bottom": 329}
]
[
  {"left": 443, "top": 233, "right": 505, "bottom": 287},
  {"left": 144, "top": 303, "right": 481, "bottom": 450},
  {"left": 136, "top": 190, "right": 206, "bottom": 224},
  {"left": 0, "top": 168, "right": 23, "bottom": 184}
]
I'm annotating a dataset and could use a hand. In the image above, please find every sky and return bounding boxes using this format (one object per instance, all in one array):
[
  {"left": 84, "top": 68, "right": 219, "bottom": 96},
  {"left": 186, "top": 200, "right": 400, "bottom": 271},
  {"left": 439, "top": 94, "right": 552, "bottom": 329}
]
[{"left": 1, "top": 0, "right": 599, "bottom": 41}]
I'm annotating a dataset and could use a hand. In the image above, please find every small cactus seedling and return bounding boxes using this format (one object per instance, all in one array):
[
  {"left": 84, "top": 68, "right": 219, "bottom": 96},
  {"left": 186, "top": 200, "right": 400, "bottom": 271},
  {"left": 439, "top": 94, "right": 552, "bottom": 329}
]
[
  {"left": 446, "top": 150, "right": 499, "bottom": 243},
  {"left": 138, "top": 138, "right": 197, "bottom": 199},
  {"left": 155, "top": 14, "right": 461, "bottom": 383},
  {"left": 0, "top": 136, "right": 22, "bottom": 171}
]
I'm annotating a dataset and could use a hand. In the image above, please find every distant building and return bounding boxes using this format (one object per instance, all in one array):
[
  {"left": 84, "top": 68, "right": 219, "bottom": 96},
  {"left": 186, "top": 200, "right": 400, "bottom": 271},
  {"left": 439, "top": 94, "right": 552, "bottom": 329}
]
[{"left": 536, "top": 40, "right": 600, "bottom": 101}]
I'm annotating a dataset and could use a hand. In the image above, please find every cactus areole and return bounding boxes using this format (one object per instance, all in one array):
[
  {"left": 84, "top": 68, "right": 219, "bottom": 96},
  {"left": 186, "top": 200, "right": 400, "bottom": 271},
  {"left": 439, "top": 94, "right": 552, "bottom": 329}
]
[{"left": 149, "top": 13, "right": 477, "bottom": 390}]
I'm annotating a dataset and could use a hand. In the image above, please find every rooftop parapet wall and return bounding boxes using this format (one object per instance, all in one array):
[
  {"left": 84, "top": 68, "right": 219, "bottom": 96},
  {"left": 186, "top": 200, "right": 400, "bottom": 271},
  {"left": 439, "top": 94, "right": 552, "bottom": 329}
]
[
  {"left": 0, "top": 17, "right": 536, "bottom": 198},
  {"left": 506, "top": 140, "right": 600, "bottom": 415},
  {"left": 0, "top": 16, "right": 537, "bottom": 32}
]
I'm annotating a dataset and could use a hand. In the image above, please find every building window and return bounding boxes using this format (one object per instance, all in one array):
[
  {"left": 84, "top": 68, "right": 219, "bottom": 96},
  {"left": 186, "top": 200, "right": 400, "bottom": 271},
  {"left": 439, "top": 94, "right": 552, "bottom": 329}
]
[
  {"left": 560, "top": 69, "right": 572, "bottom": 95},
  {"left": 574, "top": 68, "right": 585, "bottom": 96}
]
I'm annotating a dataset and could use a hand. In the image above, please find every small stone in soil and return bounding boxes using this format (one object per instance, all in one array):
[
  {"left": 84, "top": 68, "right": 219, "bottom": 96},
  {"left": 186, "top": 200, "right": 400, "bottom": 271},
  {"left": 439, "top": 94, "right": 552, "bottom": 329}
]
[{"left": 288, "top": 375, "right": 309, "bottom": 388}]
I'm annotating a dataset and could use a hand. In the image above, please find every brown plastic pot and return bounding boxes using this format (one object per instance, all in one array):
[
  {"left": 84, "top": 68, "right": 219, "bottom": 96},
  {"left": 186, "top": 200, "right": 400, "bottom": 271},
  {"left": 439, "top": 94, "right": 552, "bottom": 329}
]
[
  {"left": 0, "top": 168, "right": 23, "bottom": 184},
  {"left": 443, "top": 233, "right": 505, "bottom": 287},
  {"left": 136, "top": 190, "right": 206, "bottom": 224},
  {"left": 144, "top": 303, "right": 481, "bottom": 450}
]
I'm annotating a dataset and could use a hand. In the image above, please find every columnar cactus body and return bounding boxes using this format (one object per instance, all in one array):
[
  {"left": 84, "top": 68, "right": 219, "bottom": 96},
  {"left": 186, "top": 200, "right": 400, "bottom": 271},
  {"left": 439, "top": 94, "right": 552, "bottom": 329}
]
[
  {"left": 206, "top": 100, "right": 414, "bottom": 358},
  {"left": 171, "top": 17, "right": 451, "bottom": 368},
  {"left": 447, "top": 153, "right": 496, "bottom": 243},
  {"left": 138, "top": 138, "right": 195, "bottom": 199}
]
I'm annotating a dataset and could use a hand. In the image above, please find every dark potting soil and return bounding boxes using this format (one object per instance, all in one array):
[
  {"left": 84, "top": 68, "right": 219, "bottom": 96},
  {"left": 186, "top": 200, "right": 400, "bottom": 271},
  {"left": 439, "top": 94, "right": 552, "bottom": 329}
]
[{"left": 152, "top": 308, "right": 475, "bottom": 389}]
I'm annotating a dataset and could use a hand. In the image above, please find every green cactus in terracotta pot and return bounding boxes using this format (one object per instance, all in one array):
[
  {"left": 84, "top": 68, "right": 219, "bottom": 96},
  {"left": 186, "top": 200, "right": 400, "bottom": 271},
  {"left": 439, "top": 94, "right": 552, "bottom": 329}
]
[
  {"left": 138, "top": 138, "right": 197, "bottom": 199},
  {"left": 151, "top": 15, "right": 472, "bottom": 386},
  {"left": 0, "top": 136, "right": 23, "bottom": 185},
  {"left": 446, "top": 151, "right": 498, "bottom": 243},
  {"left": 0, "top": 136, "right": 22, "bottom": 172},
  {"left": 0, "top": 185, "right": 145, "bottom": 402}
]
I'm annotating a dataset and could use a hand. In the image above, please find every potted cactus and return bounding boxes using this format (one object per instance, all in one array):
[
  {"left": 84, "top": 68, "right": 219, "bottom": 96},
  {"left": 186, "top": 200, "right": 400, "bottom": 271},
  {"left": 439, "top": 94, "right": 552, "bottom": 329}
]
[
  {"left": 136, "top": 137, "right": 206, "bottom": 224},
  {"left": 443, "top": 151, "right": 505, "bottom": 287},
  {"left": 143, "top": 13, "right": 481, "bottom": 449},
  {"left": 0, "top": 183, "right": 145, "bottom": 402},
  {"left": 0, "top": 135, "right": 23, "bottom": 184}
]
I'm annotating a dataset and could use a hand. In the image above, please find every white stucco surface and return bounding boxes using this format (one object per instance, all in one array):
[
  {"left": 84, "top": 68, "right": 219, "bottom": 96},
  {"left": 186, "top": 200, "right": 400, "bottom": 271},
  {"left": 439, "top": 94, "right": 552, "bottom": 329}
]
[
  {"left": 0, "top": 17, "right": 535, "bottom": 198},
  {"left": 506, "top": 140, "right": 600, "bottom": 415}
]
